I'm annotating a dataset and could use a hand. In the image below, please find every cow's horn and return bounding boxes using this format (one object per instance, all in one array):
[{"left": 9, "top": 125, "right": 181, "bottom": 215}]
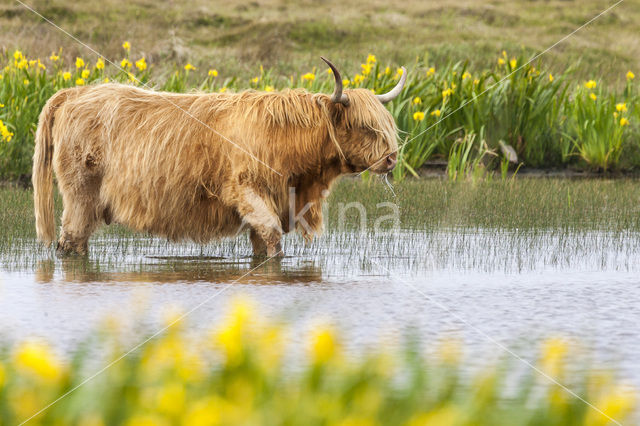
[
  {"left": 377, "top": 67, "right": 407, "bottom": 104},
  {"left": 321, "top": 57, "right": 349, "bottom": 106}
]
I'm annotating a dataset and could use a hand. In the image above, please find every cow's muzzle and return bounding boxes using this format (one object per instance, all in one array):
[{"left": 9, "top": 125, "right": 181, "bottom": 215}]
[
  {"left": 371, "top": 152, "right": 397, "bottom": 173},
  {"left": 385, "top": 152, "right": 397, "bottom": 171}
]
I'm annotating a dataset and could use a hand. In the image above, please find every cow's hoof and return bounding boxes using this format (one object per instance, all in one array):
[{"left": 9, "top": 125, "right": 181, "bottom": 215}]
[
  {"left": 56, "top": 241, "right": 87, "bottom": 258},
  {"left": 252, "top": 250, "right": 267, "bottom": 257},
  {"left": 266, "top": 242, "right": 283, "bottom": 258}
]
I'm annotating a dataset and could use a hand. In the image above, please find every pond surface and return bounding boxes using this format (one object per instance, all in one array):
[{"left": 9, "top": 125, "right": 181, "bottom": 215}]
[{"left": 1, "top": 228, "right": 639, "bottom": 389}]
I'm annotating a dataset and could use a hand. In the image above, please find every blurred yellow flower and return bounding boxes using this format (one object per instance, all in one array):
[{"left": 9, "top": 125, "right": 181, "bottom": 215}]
[
  {"left": 29, "top": 60, "right": 37, "bottom": 68},
  {"left": 510, "top": 58, "right": 517, "bottom": 68},
  {"left": 184, "top": 63, "right": 196, "bottom": 71},
  {"left": 394, "top": 67, "right": 403, "bottom": 79},
  {"left": 124, "top": 414, "right": 166, "bottom": 426},
  {"left": 215, "top": 299, "right": 254, "bottom": 364},
  {"left": 585, "top": 80, "right": 597, "bottom": 89},
  {"left": 104, "top": 77, "right": 110, "bottom": 83},
  {"left": 16, "top": 59, "right": 27, "bottom": 70},
  {"left": 590, "top": 93, "right": 597, "bottom": 101},
  {"left": 431, "top": 109, "right": 441, "bottom": 117},
  {"left": 585, "top": 386, "right": 636, "bottom": 426},
  {"left": 384, "top": 66, "right": 391, "bottom": 75},
  {"left": 0, "top": 120, "right": 14, "bottom": 142},
  {"left": 367, "top": 54, "right": 376, "bottom": 64},
  {"left": 122, "top": 41, "right": 131, "bottom": 51},
  {"left": 128, "top": 72, "right": 136, "bottom": 82},
  {"left": 302, "top": 72, "right": 315, "bottom": 81},
  {"left": 502, "top": 50, "right": 507, "bottom": 58},
  {"left": 208, "top": 69, "right": 218, "bottom": 77},
  {"left": 49, "top": 53, "right": 59, "bottom": 62},
  {"left": 220, "top": 87, "right": 227, "bottom": 93},
  {"left": 426, "top": 67, "right": 435, "bottom": 77},
  {"left": 96, "top": 58, "right": 105, "bottom": 70},
  {"left": 353, "top": 74, "right": 365, "bottom": 85},
  {"left": 81, "top": 69, "right": 90, "bottom": 79},
  {"left": 408, "top": 405, "right": 460, "bottom": 426},
  {"left": 23, "top": 79, "right": 29, "bottom": 86},
  {"left": 616, "top": 103, "right": 627, "bottom": 112},
  {"left": 265, "top": 85, "right": 274, "bottom": 92},
  {"left": 38, "top": 60, "right": 46, "bottom": 70},
  {"left": 342, "top": 79, "right": 350, "bottom": 87},
  {"left": 13, "top": 50, "right": 23, "bottom": 60},
  {"left": 76, "top": 78, "right": 85, "bottom": 86},
  {"left": 361, "top": 63, "right": 373, "bottom": 75},
  {"left": 63, "top": 71, "right": 71, "bottom": 81},
  {"left": 549, "top": 74, "right": 554, "bottom": 82},
  {"left": 250, "top": 77, "right": 259, "bottom": 84},
  {"left": 135, "top": 57, "right": 147, "bottom": 71},
  {"left": 413, "top": 111, "right": 425, "bottom": 121},
  {"left": 121, "top": 58, "right": 132, "bottom": 69},
  {"left": 498, "top": 58, "right": 505, "bottom": 65},
  {"left": 75, "top": 57, "right": 84, "bottom": 69},
  {"left": 442, "top": 88, "right": 453, "bottom": 98},
  {"left": 156, "top": 382, "right": 185, "bottom": 416},
  {"left": 541, "top": 338, "right": 567, "bottom": 378},
  {"left": 620, "top": 118, "right": 630, "bottom": 127},
  {"left": 473, "top": 78, "right": 480, "bottom": 85},
  {"left": 627, "top": 71, "right": 635, "bottom": 80},
  {"left": 413, "top": 97, "right": 422, "bottom": 105},
  {"left": 462, "top": 71, "right": 471, "bottom": 80},
  {"left": 310, "top": 326, "right": 338, "bottom": 363},
  {"left": 14, "top": 340, "right": 63, "bottom": 382},
  {"left": 182, "top": 397, "right": 222, "bottom": 426}
]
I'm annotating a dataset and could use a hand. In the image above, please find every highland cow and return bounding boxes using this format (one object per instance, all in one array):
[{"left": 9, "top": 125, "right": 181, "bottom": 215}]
[{"left": 32, "top": 58, "right": 406, "bottom": 257}]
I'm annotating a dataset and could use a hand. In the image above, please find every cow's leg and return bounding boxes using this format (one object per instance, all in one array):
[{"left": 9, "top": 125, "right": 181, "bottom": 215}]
[
  {"left": 232, "top": 186, "right": 283, "bottom": 257},
  {"left": 56, "top": 189, "right": 100, "bottom": 256},
  {"left": 249, "top": 228, "right": 267, "bottom": 256},
  {"left": 250, "top": 227, "right": 283, "bottom": 257}
]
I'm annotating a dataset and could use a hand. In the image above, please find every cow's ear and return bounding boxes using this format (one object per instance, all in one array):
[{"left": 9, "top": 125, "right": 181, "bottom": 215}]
[
  {"left": 327, "top": 100, "right": 347, "bottom": 128},
  {"left": 317, "top": 95, "right": 346, "bottom": 128}
]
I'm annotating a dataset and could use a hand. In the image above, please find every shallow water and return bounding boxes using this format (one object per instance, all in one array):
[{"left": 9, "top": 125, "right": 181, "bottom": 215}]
[{"left": 1, "top": 228, "right": 639, "bottom": 389}]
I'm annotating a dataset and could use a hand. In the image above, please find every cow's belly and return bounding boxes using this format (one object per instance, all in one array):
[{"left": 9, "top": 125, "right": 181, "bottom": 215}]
[{"left": 102, "top": 182, "right": 244, "bottom": 243}]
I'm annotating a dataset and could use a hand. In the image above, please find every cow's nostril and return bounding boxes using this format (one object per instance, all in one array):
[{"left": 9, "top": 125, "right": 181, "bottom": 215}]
[{"left": 386, "top": 153, "right": 397, "bottom": 169}]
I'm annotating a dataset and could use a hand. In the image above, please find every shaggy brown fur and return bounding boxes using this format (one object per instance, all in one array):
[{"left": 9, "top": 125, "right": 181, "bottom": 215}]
[{"left": 33, "top": 83, "right": 398, "bottom": 256}]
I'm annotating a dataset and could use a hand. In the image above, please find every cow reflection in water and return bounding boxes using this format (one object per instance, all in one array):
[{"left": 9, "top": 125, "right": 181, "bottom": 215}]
[{"left": 35, "top": 257, "right": 322, "bottom": 285}]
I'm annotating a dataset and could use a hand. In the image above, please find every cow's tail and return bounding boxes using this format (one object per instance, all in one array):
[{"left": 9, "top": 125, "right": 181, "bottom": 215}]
[{"left": 33, "top": 90, "right": 67, "bottom": 244}]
